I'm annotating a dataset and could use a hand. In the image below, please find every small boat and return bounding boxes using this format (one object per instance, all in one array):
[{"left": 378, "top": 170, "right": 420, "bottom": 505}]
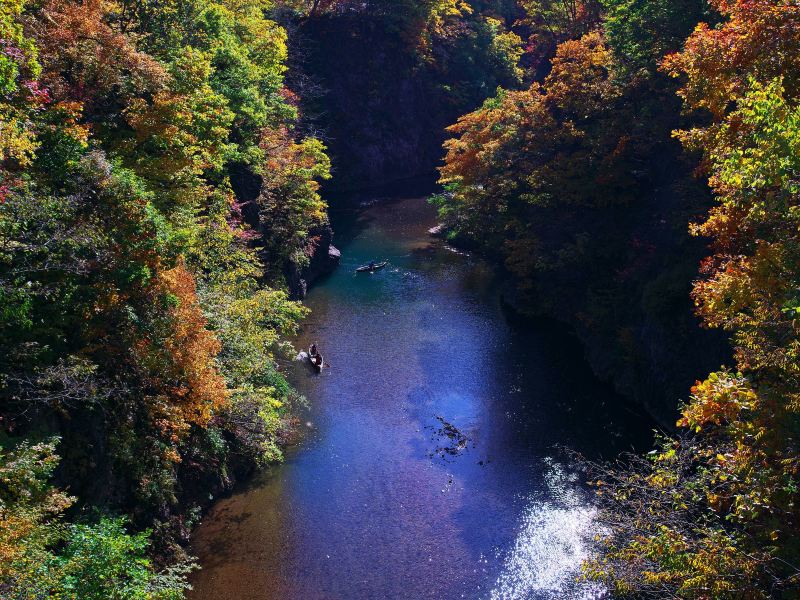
[
  {"left": 307, "top": 346, "right": 323, "bottom": 373},
  {"left": 355, "top": 261, "right": 388, "bottom": 273}
]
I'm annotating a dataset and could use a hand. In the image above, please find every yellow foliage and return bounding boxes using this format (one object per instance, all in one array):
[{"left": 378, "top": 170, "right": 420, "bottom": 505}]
[{"left": 679, "top": 371, "right": 757, "bottom": 431}]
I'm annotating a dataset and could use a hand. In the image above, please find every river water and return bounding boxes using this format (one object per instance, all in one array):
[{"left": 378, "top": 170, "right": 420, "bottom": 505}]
[{"left": 189, "top": 194, "right": 651, "bottom": 600}]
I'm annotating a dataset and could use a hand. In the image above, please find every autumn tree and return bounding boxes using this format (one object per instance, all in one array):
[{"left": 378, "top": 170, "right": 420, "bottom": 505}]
[
  {"left": 436, "top": 31, "right": 635, "bottom": 290},
  {"left": 1, "top": 0, "right": 331, "bottom": 596},
  {"left": 586, "top": 1, "right": 800, "bottom": 596}
]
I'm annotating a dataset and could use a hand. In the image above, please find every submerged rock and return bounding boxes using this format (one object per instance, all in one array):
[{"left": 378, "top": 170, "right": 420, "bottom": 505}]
[{"left": 427, "top": 415, "right": 470, "bottom": 460}]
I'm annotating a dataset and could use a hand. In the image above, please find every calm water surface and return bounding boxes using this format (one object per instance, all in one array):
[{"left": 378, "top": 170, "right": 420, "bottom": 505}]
[{"left": 189, "top": 195, "right": 651, "bottom": 600}]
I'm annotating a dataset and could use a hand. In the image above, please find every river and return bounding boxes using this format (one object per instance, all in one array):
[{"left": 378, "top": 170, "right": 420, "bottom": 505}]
[{"left": 188, "top": 193, "right": 652, "bottom": 600}]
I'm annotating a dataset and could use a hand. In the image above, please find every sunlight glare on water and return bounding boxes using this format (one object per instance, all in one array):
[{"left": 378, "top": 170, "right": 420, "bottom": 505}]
[{"left": 490, "top": 460, "right": 607, "bottom": 600}]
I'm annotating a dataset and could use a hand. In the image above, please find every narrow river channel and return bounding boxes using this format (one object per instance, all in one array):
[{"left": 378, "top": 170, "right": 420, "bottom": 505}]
[{"left": 189, "top": 194, "right": 652, "bottom": 600}]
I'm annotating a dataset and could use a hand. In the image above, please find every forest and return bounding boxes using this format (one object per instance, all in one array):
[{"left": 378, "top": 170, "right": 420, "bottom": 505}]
[{"left": 1, "top": 0, "right": 799, "bottom": 598}]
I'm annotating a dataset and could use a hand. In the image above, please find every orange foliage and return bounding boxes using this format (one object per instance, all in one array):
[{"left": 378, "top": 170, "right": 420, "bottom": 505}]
[
  {"left": 679, "top": 372, "right": 757, "bottom": 431},
  {"left": 153, "top": 262, "right": 228, "bottom": 436},
  {"left": 438, "top": 31, "right": 630, "bottom": 270},
  {"left": 544, "top": 32, "right": 616, "bottom": 114},
  {"left": 29, "top": 0, "right": 167, "bottom": 104},
  {"left": 664, "top": 1, "right": 800, "bottom": 408},
  {"left": 441, "top": 30, "right": 620, "bottom": 196},
  {"left": 662, "top": 0, "right": 800, "bottom": 118}
]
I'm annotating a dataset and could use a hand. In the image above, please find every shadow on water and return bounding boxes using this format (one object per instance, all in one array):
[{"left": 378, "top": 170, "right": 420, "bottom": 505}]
[{"left": 188, "top": 194, "right": 656, "bottom": 600}]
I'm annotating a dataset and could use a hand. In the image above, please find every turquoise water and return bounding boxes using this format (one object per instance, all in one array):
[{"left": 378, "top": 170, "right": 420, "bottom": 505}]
[{"left": 189, "top": 195, "right": 650, "bottom": 600}]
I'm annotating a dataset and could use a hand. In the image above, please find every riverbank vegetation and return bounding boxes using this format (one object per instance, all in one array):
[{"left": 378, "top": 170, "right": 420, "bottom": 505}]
[
  {"left": 433, "top": 0, "right": 724, "bottom": 423},
  {"left": 0, "top": 0, "right": 327, "bottom": 596},
  {"left": 435, "top": 0, "right": 800, "bottom": 596}
]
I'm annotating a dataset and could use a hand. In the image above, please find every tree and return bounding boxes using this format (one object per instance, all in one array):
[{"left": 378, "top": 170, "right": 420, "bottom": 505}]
[
  {"left": 586, "top": 2, "right": 800, "bottom": 595},
  {"left": 1, "top": 1, "right": 331, "bottom": 595},
  {"left": 0, "top": 439, "right": 192, "bottom": 599},
  {"left": 601, "top": 0, "right": 708, "bottom": 74},
  {"left": 437, "top": 31, "right": 630, "bottom": 276}
]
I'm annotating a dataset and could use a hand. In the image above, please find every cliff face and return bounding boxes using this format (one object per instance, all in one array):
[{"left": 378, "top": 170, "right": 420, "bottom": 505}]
[
  {"left": 286, "top": 223, "right": 342, "bottom": 299},
  {"left": 493, "top": 140, "right": 730, "bottom": 427},
  {"left": 230, "top": 162, "right": 340, "bottom": 299},
  {"left": 293, "top": 14, "right": 519, "bottom": 191},
  {"left": 293, "top": 18, "right": 447, "bottom": 189}
]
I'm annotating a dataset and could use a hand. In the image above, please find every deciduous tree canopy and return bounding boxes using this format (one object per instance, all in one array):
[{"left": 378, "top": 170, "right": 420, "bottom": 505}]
[{"left": 0, "top": 0, "right": 327, "bottom": 595}]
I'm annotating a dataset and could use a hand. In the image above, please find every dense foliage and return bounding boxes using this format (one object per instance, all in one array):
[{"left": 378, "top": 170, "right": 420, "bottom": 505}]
[
  {"left": 1, "top": 439, "right": 193, "bottom": 599},
  {"left": 586, "top": 1, "right": 800, "bottom": 596},
  {"left": 434, "top": 0, "right": 718, "bottom": 421},
  {"left": 0, "top": 0, "right": 328, "bottom": 595},
  {"left": 436, "top": 0, "right": 800, "bottom": 596}
]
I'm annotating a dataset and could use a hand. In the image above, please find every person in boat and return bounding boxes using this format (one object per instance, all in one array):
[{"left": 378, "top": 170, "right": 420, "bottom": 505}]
[
  {"left": 310, "top": 342, "right": 318, "bottom": 356},
  {"left": 314, "top": 354, "right": 322, "bottom": 366},
  {"left": 368, "top": 260, "right": 376, "bottom": 270}
]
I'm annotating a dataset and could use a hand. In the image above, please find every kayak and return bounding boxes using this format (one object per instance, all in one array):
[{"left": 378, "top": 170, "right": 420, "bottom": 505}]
[
  {"left": 307, "top": 346, "right": 323, "bottom": 373},
  {"left": 355, "top": 261, "right": 387, "bottom": 273}
]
